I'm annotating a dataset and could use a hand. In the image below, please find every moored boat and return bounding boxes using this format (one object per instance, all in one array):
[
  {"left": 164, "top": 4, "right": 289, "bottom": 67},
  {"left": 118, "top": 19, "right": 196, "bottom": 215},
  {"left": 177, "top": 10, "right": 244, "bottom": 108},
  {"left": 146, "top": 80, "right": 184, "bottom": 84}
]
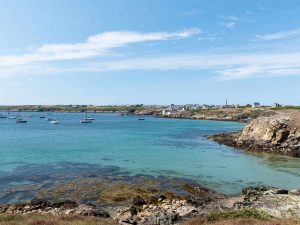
[
  {"left": 16, "top": 118, "right": 27, "bottom": 123},
  {"left": 50, "top": 120, "right": 59, "bottom": 124},
  {"left": 80, "top": 119, "right": 92, "bottom": 123},
  {"left": 80, "top": 112, "right": 93, "bottom": 123}
]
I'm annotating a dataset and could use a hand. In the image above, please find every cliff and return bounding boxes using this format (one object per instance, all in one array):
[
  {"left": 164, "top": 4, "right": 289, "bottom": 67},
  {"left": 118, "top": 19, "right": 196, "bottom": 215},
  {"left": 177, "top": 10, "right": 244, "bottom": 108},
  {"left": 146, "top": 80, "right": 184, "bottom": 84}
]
[{"left": 210, "top": 111, "right": 300, "bottom": 157}]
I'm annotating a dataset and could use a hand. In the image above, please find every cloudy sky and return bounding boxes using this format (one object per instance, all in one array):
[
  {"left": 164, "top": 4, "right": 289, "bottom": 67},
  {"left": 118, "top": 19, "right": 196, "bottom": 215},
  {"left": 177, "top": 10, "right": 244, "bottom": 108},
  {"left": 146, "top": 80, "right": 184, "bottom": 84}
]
[{"left": 0, "top": 0, "right": 300, "bottom": 105}]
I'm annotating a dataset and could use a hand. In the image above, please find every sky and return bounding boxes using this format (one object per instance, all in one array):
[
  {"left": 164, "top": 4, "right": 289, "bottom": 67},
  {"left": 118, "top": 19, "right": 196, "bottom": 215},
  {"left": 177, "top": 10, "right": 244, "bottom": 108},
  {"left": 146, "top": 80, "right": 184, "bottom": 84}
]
[{"left": 0, "top": 0, "right": 300, "bottom": 105}]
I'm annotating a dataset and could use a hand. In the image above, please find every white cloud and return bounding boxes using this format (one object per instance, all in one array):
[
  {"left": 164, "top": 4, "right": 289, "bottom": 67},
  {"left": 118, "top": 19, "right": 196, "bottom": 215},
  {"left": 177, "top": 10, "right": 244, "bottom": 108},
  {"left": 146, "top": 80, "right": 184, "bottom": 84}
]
[
  {"left": 1, "top": 28, "right": 300, "bottom": 80},
  {"left": 219, "top": 21, "right": 236, "bottom": 29},
  {"left": 255, "top": 28, "right": 300, "bottom": 41},
  {"left": 2, "top": 52, "right": 300, "bottom": 80},
  {"left": 218, "top": 15, "right": 239, "bottom": 29},
  {"left": 217, "top": 66, "right": 263, "bottom": 80},
  {"left": 0, "top": 28, "right": 201, "bottom": 67}
]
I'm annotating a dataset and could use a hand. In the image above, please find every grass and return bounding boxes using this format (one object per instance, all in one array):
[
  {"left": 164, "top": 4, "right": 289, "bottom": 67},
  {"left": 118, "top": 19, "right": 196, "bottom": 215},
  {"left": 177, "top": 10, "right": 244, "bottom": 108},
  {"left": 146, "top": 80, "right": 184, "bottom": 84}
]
[
  {"left": 1, "top": 210, "right": 299, "bottom": 225},
  {"left": 183, "top": 210, "right": 300, "bottom": 225},
  {"left": 0, "top": 214, "right": 117, "bottom": 225},
  {"left": 271, "top": 106, "right": 300, "bottom": 110},
  {"left": 206, "top": 209, "right": 274, "bottom": 221}
]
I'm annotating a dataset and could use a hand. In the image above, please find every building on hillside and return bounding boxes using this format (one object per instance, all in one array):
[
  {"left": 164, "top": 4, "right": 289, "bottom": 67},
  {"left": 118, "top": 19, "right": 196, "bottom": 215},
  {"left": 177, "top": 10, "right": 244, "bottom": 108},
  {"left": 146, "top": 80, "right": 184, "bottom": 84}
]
[{"left": 252, "top": 102, "right": 260, "bottom": 108}]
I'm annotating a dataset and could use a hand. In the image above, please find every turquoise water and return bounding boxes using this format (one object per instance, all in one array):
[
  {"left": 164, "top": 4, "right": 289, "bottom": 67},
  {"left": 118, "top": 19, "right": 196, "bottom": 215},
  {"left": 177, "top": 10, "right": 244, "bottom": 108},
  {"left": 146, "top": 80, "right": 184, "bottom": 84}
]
[{"left": 0, "top": 112, "right": 299, "bottom": 199}]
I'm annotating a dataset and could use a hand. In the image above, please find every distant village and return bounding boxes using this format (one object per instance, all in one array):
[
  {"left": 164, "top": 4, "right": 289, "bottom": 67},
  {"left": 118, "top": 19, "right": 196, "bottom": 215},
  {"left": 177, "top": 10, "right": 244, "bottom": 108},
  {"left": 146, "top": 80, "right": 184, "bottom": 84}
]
[
  {"left": 0, "top": 102, "right": 288, "bottom": 113},
  {"left": 141, "top": 102, "right": 283, "bottom": 116}
]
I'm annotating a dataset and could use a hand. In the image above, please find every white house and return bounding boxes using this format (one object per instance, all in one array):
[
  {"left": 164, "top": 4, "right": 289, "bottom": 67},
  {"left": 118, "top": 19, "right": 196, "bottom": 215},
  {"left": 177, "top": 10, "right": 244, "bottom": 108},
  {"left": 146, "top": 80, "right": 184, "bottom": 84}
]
[{"left": 252, "top": 102, "right": 260, "bottom": 108}]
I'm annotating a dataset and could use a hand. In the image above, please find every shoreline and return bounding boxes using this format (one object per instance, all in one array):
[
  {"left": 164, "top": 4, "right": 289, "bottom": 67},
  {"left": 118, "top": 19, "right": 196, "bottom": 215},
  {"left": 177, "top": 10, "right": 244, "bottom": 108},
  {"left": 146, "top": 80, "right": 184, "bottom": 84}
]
[
  {"left": 1, "top": 183, "right": 300, "bottom": 224},
  {"left": 1, "top": 108, "right": 300, "bottom": 223}
]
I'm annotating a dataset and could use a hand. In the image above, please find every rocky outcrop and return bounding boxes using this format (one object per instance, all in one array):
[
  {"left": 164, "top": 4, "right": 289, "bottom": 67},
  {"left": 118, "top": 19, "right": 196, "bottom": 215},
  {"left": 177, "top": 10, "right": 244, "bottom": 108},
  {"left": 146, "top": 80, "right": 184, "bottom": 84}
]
[
  {"left": 210, "top": 112, "right": 300, "bottom": 157},
  {"left": 2, "top": 185, "right": 300, "bottom": 224},
  {"left": 0, "top": 199, "right": 110, "bottom": 218},
  {"left": 233, "top": 186, "right": 300, "bottom": 219}
]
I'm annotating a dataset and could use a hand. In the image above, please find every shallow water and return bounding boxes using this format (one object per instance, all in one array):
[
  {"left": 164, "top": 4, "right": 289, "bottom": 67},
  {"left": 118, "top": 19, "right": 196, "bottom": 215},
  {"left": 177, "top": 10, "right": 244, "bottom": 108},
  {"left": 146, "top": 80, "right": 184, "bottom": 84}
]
[{"left": 0, "top": 112, "right": 299, "bottom": 202}]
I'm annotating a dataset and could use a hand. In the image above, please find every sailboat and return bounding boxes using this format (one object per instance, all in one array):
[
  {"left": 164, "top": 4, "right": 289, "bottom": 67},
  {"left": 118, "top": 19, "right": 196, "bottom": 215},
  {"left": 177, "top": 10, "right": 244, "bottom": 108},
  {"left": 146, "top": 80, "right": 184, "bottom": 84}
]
[
  {"left": 16, "top": 113, "right": 27, "bottom": 123},
  {"left": 16, "top": 118, "right": 27, "bottom": 123},
  {"left": 80, "top": 112, "right": 92, "bottom": 123},
  {"left": 86, "top": 114, "right": 95, "bottom": 121},
  {"left": 46, "top": 113, "right": 54, "bottom": 121},
  {"left": 0, "top": 114, "right": 7, "bottom": 118},
  {"left": 49, "top": 112, "right": 59, "bottom": 124}
]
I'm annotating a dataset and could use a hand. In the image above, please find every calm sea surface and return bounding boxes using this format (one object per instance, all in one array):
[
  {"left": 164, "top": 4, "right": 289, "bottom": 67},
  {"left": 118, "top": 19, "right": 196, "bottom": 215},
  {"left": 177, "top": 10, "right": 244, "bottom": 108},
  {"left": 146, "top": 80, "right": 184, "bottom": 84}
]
[{"left": 0, "top": 112, "right": 299, "bottom": 200}]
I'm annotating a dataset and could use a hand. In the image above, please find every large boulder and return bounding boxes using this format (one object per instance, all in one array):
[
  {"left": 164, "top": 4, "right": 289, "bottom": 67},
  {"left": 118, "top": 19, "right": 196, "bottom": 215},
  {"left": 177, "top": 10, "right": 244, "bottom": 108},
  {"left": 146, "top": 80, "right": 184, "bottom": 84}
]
[
  {"left": 239, "top": 114, "right": 293, "bottom": 143},
  {"left": 210, "top": 112, "right": 300, "bottom": 157}
]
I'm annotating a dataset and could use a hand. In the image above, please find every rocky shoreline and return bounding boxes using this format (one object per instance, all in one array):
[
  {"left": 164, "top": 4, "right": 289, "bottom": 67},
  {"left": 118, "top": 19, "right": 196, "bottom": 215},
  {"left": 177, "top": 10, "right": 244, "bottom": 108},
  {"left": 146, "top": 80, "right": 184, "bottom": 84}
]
[
  {"left": 1, "top": 185, "right": 300, "bottom": 224},
  {"left": 209, "top": 112, "right": 300, "bottom": 157},
  {"left": 134, "top": 108, "right": 276, "bottom": 122}
]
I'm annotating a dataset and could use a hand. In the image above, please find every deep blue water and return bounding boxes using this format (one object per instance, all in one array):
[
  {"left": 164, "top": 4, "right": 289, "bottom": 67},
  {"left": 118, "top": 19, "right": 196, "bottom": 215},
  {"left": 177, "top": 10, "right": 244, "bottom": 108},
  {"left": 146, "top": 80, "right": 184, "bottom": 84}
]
[{"left": 0, "top": 112, "right": 299, "bottom": 199}]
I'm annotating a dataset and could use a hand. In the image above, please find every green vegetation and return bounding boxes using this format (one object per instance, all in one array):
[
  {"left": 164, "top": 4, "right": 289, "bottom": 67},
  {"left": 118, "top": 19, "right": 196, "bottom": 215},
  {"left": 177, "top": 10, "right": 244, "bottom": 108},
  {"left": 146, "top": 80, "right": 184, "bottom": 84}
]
[
  {"left": 206, "top": 209, "right": 274, "bottom": 222},
  {"left": 0, "top": 104, "right": 145, "bottom": 113},
  {"left": 184, "top": 209, "right": 300, "bottom": 225},
  {"left": 271, "top": 106, "right": 300, "bottom": 110}
]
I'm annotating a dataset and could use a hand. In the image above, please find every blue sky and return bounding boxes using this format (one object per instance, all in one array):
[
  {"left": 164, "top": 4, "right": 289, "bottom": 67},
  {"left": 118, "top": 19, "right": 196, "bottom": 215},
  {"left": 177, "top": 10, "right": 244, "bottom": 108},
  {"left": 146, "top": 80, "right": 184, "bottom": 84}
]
[{"left": 0, "top": 0, "right": 300, "bottom": 105}]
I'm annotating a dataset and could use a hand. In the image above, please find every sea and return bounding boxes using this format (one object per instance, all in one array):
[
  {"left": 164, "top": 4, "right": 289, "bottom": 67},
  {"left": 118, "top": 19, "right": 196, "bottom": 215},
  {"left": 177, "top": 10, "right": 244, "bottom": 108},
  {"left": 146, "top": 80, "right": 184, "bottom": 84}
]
[{"left": 0, "top": 112, "right": 299, "bottom": 203}]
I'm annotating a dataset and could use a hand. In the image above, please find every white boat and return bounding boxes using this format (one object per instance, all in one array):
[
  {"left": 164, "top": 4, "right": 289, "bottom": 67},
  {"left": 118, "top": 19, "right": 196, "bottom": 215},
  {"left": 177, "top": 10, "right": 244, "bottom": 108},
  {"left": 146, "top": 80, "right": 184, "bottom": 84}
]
[
  {"left": 80, "top": 119, "right": 92, "bottom": 123},
  {"left": 80, "top": 112, "right": 93, "bottom": 123},
  {"left": 50, "top": 120, "right": 59, "bottom": 124},
  {"left": 8, "top": 116, "right": 17, "bottom": 119},
  {"left": 46, "top": 117, "right": 54, "bottom": 121},
  {"left": 16, "top": 118, "right": 27, "bottom": 123},
  {"left": 86, "top": 117, "right": 95, "bottom": 121}
]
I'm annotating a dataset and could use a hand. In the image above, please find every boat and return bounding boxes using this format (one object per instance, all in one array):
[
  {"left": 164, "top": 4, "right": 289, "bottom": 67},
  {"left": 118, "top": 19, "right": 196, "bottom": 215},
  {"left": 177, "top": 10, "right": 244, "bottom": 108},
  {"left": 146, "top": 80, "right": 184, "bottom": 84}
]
[
  {"left": 49, "top": 112, "right": 60, "bottom": 124},
  {"left": 86, "top": 116, "right": 95, "bottom": 121},
  {"left": 138, "top": 118, "right": 145, "bottom": 120},
  {"left": 16, "top": 118, "right": 27, "bottom": 123},
  {"left": 80, "top": 112, "right": 93, "bottom": 123},
  {"left": 40, "top": 116, "right": 45, "bottom": 118},
  {"left": 80, "top": 119, "right": 92, "bottom": 123},
  {"left": 8, "top": 116, "right": 17, "bottom": 119},
  {"left": 0, "top": 115, "right": 7, "bottom": 118}
]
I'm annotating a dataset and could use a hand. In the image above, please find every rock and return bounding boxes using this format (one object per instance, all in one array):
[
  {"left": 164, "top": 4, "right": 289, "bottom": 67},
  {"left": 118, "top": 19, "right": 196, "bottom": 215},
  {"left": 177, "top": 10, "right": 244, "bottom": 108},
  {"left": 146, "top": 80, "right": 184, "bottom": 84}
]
[
  {"left": 274, "top": 189, "right": 289, "bottom": 195},
  {"left": 242, "top": 186, "right": 271, "bottom": 195},
  {"left": 78, "top": 208, "right": 110, "bottom": 217},
  {"left": 290, "top": 189, "right": 300, "bottom": 195},
  {"left": 146, "top": 212, "right": 178, "bottom": 225},
  {"left": 210, "top": 112, "right": 300, "bottom": 157},
  {"left": 29, "top": 198, "right": 50, "bottom": 210},
  {"left": 51, "top": 200, "right": 78, "bottom": 209},
  {"left": 129, "top": 206, "right": 139, "bottom": 216},
  {"left": 132, "top": 196, "right": 146, "bottom": 206},
  {"left": 0, "top": 199, "right": 109, "bottom": 218}
]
